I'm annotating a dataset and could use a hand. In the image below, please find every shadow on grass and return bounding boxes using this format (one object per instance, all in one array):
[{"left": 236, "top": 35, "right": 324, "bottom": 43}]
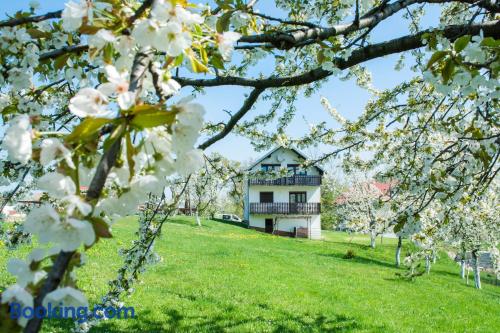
[
  {"left": 432, "top": 268, "right": 500, "bottom": 287},
  {"left": 93, "top": 306, "right": 387, "bottom": 333},
  {"left": 89, "top": 289, "right": 388, "bottom": 332},
  {"left": 317, "top": 252, "right": 397, "bottom": 270}
]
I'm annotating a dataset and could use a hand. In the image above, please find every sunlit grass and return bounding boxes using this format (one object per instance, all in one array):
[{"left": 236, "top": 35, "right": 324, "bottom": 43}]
[{"left": 1, "top": 216, "right": 499, "bottom": 332}]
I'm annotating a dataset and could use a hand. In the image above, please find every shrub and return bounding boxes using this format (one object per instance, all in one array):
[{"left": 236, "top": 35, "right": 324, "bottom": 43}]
[{"left": 343, "top": 249, "right": 356, "bottom": 259}]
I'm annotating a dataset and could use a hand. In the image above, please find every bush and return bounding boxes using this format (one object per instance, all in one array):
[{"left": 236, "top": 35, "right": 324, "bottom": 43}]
[{"left": 343, "top": 249, "right": 356, "bottom": 259}]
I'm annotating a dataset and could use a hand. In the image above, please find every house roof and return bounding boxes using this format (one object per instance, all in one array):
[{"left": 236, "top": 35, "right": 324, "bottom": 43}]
[
  {"left": 335, "top": 181, "right": 394, "bottom": 205},
  {"left": 246, "top": 146, "right": 324, "bottom": 174}
]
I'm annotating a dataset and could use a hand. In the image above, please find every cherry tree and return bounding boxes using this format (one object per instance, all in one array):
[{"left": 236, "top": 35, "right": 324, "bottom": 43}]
[
  {"left": 0, "top": 0, "right": 497, "bottom": 331},
  {"left": 336, "top": 177, "right": 392, "bottom": 248}
]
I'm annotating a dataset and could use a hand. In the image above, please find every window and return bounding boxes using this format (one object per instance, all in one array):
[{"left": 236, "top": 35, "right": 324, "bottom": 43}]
[
  {"left": 287, "top": 164, "right": 307, "bottom": 175},
  {"left": 261, "top": 164, "right": 280, "bottom": 172},
  {"left": 260, "top": 192, "right": 274, "bottom": 203},
  {"left": 289, "top": 192, "right": 307, "bottom": 203}
]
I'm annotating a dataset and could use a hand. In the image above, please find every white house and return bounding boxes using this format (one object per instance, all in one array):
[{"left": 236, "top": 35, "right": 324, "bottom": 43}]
[{"left": 243, "top": 147, "right": 323, "bottom": 239}]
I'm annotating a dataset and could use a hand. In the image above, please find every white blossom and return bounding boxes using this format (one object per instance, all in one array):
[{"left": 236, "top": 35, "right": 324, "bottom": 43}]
[
  {"left": 152, "top": 1, "right": 203, "bottom": 26},
  {"left": 158, "top": 21, "right": 192, "bottom": 57},
  {"left": 7, "top": 67, "right": 33, "bottom": 89},
  {"left": 43, "top": 287, "right": 88, "bottom": 308},
  {"left": 160, "top": 77, "right": 181, "bottom": 96},
  {"left": 99, "top": 65, "right": 135, "bottom": 110},
  {"left": 52, "top": 218, "right": 95, "bottom": 251},
  {"left": 175, "top": 149, "right": 204, "bottom": 176},
  {"left": 40, "top": 138, "right": 75, "bottom": 169},
  {"left": 217, "top": 32, "right": 241, "bottom": 61},
  {"left": 38, "top": 172, "right": 76, "bottom": 198},
  {"left": 7, "top": 258, "right": 46, "bottom": 287},
  {"left": 131, "top": 19, "right": 161, "bottom": 48},
  {"left": 2, "top": 114, "right": 32, "bottom": 165},
  {"left": 65, "top": 195, "right": 92, "bottom": 216},
  {"left": 230, "top": 11, "right": 250, "bottom": 29},
  {"left": 88, "top": 29, "right": 116, "bottom": 50},
  {"left": 1, "top": 285, "right": 33, "bottom": 327},
  {"left": 171, "top": 98, "right": 205, "bottom": 153},
  {"left": 69, "top": 87, "right": 113, "bottom": 118},
  {"left": 62, "top": 0, "right": 90, "bottom": 31},
  {"left": 24, "top": 204, "right": 61, "bottom": 243}
]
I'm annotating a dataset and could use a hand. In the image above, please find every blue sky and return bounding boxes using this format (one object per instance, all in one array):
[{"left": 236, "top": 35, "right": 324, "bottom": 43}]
[{"left": 1, "top": 1, "right": 441, "bottom": 164}]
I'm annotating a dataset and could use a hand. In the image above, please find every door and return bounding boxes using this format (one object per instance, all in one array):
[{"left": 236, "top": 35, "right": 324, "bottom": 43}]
[
  {"left": 289, "top": 192, "right": 306, "bottom": 214},
  {"left": 265, "top": 218, "right": 273, "bottom": 233}
]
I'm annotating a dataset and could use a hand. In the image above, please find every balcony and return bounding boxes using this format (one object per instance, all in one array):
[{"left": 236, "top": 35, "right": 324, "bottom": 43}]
[
  {"left": 249, "top": 202, "right": 321, "bottom": 215},
  {"left": 248, "top": 175, "right": 322, "bottom": 186}
]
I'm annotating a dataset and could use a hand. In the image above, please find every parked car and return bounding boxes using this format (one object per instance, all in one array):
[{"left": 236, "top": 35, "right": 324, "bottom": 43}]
[{"left": 217, "top": 213, "right": 242, "bottom": 223}]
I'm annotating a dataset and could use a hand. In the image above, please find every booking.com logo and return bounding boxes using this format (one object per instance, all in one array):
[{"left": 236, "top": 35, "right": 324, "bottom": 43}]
[{"left": 10, "top": 302, "right": 135, "bottom": 323}]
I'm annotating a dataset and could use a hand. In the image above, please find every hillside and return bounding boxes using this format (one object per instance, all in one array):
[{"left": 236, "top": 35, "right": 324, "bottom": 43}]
[{"left": 1, "top": 217, "right": 499, "bottom": 332}]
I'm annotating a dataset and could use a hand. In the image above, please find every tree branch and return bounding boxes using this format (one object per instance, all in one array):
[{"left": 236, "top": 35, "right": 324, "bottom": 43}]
[
  {"left": 198, "top": 88, "right": 264, "bottom": 150},
  {"left": 24, "top": 49, "right": 153, "bottom": 333},
  {"left": 0, "top": 10, "right": 62, "bottom": 28},
  {"left": 237, "top": 0, "right": 499, "bottom": 49},
  {"left": 176, "top": 20, "right": 499, "bottom": 89}
]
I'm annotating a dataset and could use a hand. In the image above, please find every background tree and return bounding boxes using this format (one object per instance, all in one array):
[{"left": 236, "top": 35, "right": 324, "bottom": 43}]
[
  {"left": 320, "top": 173, "right": 345, "bottom": 230},
  {"left": 336, "top": 176, "right": 392, "bottom": 248}
]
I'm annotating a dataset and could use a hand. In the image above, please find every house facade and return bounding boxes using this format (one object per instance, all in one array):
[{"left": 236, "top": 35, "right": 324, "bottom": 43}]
[{"left": 243, "top": 147, "right": 323, "bottom": 239}]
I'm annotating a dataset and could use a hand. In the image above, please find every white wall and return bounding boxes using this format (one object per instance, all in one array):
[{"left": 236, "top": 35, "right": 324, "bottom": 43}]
[{"left": 248, "top": 215, "right": 322, "bottom": 240}]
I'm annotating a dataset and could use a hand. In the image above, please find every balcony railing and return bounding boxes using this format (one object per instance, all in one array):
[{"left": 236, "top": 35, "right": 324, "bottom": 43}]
[
  {"left": 249, "top": 175, "right": 322, "bottom": 186},
  {"left": 249, "top": 202, "right": 321, "bottom": 215}
]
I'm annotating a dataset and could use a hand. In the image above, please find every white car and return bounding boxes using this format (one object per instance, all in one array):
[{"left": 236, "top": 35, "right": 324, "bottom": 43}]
[{"left": 219, "top": 213, "right": 242, "bottom": 223}]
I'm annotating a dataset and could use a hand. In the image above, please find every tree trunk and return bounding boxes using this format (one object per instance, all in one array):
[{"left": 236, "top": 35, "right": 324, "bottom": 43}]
[
  {"left": 472, "top": 250, "right": 481, "bottom": 289},
  {"left": 460, "top": 260, "right": 466, "bottom": 279},
  {"left": 195, "top": 211, "right": 201, "bottom": 227},
  {"left": 370, "top": 230, "right": 376, "bottom": 249},
  {"left": 396, "top": 236, "right": 402, "bottom": 267},
  {"left": 460, "top": 250, "right": 466, "bottom": 279},
  {"left": 425, "top": 255, "right": 431, "bottom": 274}
]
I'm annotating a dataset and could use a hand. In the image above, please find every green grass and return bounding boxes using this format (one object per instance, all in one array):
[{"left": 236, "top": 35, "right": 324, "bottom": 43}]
[{"left": 1, "top": 216, "right": 499, "bottom": 332}]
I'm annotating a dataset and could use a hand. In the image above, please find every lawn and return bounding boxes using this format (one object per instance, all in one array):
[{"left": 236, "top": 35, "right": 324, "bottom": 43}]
[{"left": 1, "top": 216, "right": 499, "bottom": 332}]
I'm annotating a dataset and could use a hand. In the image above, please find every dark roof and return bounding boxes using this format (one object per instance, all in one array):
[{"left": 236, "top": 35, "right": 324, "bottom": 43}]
[{"left": 246, "top": 146, "right": 324, "bottom": 174}]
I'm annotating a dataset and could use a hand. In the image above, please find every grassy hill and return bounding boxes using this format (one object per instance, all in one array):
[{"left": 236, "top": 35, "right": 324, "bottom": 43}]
[{"left": 1, "top": 216, "right": 499, "bottom": 332}]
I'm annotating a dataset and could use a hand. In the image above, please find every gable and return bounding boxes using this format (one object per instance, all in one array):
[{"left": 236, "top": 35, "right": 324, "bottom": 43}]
[{"left": 247, "top": 147, "right": 324, "bottom": 175}]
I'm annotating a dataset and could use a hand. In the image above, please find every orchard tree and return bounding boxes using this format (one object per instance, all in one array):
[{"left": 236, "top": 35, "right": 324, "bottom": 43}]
[
  {"left": 336, "top": 177, "right": 392, "bottom": 248},
  {"left": 320, "top": 172, "right": 344, "bottom": 230},
  {"left": 0, "top": 0, "right": 497, "bottom": 332},
  {"left": 182, "top": 153, "right": 242, "bottom": 221}
]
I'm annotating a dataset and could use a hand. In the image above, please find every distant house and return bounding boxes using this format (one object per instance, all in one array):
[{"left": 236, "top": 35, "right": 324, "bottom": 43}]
[{"left": 243, "top": 147, "right": 324, "bottom": 239}]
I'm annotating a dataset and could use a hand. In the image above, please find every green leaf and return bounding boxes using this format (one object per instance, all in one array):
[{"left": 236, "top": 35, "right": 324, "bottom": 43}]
[
  {"left": 103, "top": 121, "right": 125, "bottom": 152},
  {"left": 26, "top": 28, "right": 51, "bottom": 39},
  {"left": 441, "top": 58, "right": 455, "bottom": 83},
  {"left": 79, "top": 24, "right": 101, "bottom": 35},
  {"left": 65, "top": 118, "right": 111, "bottom": 143},
  {"left": 454, "top": 35, "right": 470, "bottom": 53},
  {"left": 173, "top": 54, "right": 184, "bottom": 67},
  {"left": 54, "top": 53, "right": 71, "bottom": 70},
  {"left": 480, "top": 37, "right": 500, "bottom": 48},
  {"left": 125, "top": 132, "right": 135, "bottom": 181},
  {"left": 189, "top": 54, "right": 209, "bottom": 73},
  {"left": 216, "top": 11, "right": 233, "bottom": 33},
  {"left": 89, "top": 216, "right": 112, "bottom": 239},
  {"left": 426, "top": 51, "right": 447, "bottom": 69},
  {"left": 211, "top": 53, "right": 225, "bottom": 70},
  {"left": 131, "top": 109, "right": 177, "bottom": 129}
]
